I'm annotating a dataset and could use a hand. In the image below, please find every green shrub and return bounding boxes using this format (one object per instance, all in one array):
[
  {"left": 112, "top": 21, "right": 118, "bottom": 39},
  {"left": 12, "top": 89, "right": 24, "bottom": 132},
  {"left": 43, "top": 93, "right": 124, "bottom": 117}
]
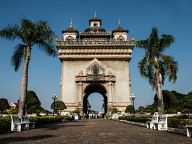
[
  {"left": 119, "top": 116, "right": 151, "bottom": 123},
  {"left": 29, "top": 116, "right": 63, "bottom": 127},
  {"left": 0, "top": 115, "right": 73, "bottom": 132},
  {"left": 120, "top": 115, "right": 192, "bottom": 129},
  {"left": 168, "top": 117, "right": 182, "bottom": 128},
  {"left": 5, "top": 109, "right": 18, "bottom": 115},
  {"left": 0, "top": 116, "right": 11, "bottom": 132},
  {"left": 63, "top": 116, "right": 73, "bottom": 122},
  {"left": 125, "top": 105, "right": 135, "bottom": 114},
  {"left": 168, "top": 117, "right": 192, "bottom": 128},
  {"left": 175, "top": 115, "right": 190, "bottom": 119}
]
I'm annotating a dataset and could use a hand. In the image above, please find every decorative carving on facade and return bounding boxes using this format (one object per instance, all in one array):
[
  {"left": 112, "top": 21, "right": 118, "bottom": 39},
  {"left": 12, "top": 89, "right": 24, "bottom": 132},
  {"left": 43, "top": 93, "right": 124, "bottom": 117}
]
[
  {"left": 85, "top": 58, "right": 106, "bottom": 75},
  {"left": 75, "top": 58, "right": 116, "bottom": 83},
  {"left": 78, "top": 69, "right": 84, "bottom": 76},
  {"left": 56, "top": 39, "right": 134, "bottom": 47},
  {"left": 107, "top": 68, "right": 116, "bottom": 76},
  {"left": 56, "top": 38, "right": 134, "bottom": 60},
  {"left": 80, "top": 31, "right": 110, "bottom": 36},
  {"left": 58, "top": 48, "right": 132, "bottom": 54}
]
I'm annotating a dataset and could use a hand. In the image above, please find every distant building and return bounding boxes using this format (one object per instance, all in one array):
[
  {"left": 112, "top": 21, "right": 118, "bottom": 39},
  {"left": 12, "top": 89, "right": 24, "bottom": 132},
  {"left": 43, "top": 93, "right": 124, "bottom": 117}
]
[{"left": 10, "top": 102, "right": 18, "bottom": 110}]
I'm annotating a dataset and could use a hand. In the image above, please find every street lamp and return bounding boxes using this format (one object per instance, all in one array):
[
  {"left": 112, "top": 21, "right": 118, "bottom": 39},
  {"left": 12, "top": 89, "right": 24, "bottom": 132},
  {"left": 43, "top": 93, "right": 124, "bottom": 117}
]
[
  {"left": 52, "top": 94, "right": 58, "bottom": 117},
  {"left": 130, "top": 93, "right": 136, "bottom": 114}
]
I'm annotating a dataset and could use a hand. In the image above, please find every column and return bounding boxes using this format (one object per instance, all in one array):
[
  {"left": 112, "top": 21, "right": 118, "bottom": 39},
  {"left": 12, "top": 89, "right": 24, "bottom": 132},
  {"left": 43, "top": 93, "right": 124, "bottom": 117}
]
[
  {"left": 127, "top": 63, "right": 131, "bottom": 104},
  {"left": 108, "top": 81, "right": 113, "bottom": 105},
  {"left": 60, "top": 61, "right": 65, "bottom": 102},
  {"left": 78, "top": 82, "right": 83, "bottom": 107}
]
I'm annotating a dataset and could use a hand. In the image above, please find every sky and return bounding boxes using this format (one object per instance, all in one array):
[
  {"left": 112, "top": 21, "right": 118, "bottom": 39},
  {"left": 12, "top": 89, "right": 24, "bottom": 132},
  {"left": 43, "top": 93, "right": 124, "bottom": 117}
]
[{"left": 0, "top": 0, "right": 192, "bottom": 112}]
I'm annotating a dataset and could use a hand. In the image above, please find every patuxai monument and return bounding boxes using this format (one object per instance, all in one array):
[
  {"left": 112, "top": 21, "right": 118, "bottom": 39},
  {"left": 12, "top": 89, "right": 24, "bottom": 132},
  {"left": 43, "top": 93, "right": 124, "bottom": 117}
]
[{"left": 56, "top": 15, "right": 135, "bottom": 115}]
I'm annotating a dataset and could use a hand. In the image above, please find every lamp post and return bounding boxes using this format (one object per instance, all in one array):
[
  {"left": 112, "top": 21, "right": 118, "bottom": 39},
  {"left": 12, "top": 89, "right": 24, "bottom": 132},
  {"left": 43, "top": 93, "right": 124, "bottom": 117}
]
[
  {"left": 52, "top": 94, "right": 58, "bottom": 117},
  {"left": 130, "top": 93, "right": 136, "bottom": 114}
]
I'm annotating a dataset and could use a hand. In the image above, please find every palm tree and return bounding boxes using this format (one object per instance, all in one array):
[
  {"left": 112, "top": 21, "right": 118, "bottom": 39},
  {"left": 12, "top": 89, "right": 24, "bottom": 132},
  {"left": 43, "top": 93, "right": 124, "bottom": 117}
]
[
  {"left": 136, "top": 27, "right": 178, "bottom": 115},
  {"left": 0, "top": 19, "right": 57, "bottom": 116}
]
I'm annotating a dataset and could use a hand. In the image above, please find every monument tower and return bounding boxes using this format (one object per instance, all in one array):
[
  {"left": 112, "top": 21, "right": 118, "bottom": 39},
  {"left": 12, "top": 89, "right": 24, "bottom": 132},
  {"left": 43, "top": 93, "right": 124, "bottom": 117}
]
[{"left": 56, "top": 15, "right": 135, "bottom": 114}]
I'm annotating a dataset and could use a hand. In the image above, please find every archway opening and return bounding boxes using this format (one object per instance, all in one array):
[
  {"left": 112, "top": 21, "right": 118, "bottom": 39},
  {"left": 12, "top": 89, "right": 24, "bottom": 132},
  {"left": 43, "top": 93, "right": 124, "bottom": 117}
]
[
  {"left": 88, "top": 92, "right": 104, "bottom": 113},
  {"left": 83, "top": 83, "right": 107, "bottom": 117}
]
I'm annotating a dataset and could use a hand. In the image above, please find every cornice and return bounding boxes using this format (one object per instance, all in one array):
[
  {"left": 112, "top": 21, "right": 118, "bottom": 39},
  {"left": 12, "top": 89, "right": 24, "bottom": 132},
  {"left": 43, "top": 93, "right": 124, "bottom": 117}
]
[
  {"left": 56, "top": 39, "right": 134, "bottom": 61},
  {"left": 59, "top": 55, "right": 132, "bottom": 61},
  {"left": 56, "top": 39, "right": 135, "bottom": 47}
]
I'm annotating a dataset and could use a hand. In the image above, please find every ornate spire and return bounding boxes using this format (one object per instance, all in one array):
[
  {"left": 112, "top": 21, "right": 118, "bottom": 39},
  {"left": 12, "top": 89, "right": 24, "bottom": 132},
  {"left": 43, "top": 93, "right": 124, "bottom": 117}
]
[
  {"left": 118, "top": 18, "right": 121, "bottom": 26},
  {"left": 70, "top": 17, "right": 73, "bottom": 28},
  {"left": 62, "top": 17, "right": 79, "bottom": 34},
  {"left": 112, "top": 18, "right": 129, "bottom": 34},
  {"left": 94, "top": 11, "right": 96, "bottom": 18}
]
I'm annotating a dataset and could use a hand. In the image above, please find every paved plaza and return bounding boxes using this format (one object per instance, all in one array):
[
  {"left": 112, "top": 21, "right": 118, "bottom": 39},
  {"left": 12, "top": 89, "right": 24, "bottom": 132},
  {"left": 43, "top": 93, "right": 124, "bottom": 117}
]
[{"left": 0, "top": 119, "right": 191, "bottom": 144}]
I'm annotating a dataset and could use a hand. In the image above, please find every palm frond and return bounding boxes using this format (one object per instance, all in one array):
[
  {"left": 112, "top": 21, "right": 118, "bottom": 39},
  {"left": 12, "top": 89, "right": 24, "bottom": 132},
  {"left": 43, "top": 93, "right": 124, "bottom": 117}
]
[
  {"left": 161, "top": 54, "right": 178, "bottom": 83},
  {"left": 149, "top": 27, "right": 159, "bottom": 45},
  {"left": 138, "top": 58, "right": 148, "bottom": 78},
  {"left": 159, "top": 35, "right": 175, "bottom": 52},
  {"left": 11, "top": 44, "right": 27, "bottom": 71},
  {"left": 136, "top": 40, "right": 148, "bottom": 48},
  {"left": 0, "top": 24, "right": 20, "bottom": 40},
  {"left": 138, "top": 57, "right": 156, "bottom": 89},
  {"left": 34, "top": 20, "right": 55, "bottom": 42},
  {"left": 20, "top": 18, "right": 36, "bottom": 44},
  {"left": 35, "top": 39, "right": 57, "bottom": 57},
  {"left": 147, "top": 66, "right": 156, "bottom": 89},
  {"left": 148, "top": 27, "right": 161, "bottom": 57},
  {"left": 19, "top": 18, "right": 56, "bottom": 53}
]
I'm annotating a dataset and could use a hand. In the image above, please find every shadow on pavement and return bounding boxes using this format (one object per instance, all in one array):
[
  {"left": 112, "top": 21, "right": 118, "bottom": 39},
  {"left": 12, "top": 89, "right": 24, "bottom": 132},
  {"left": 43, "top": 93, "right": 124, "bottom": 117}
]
[
  {"left": 0, "top": 134, "right": 55, "bottom": 144},
  {"left": 45, "top": 123, "right": 87, "bottom": 130}
]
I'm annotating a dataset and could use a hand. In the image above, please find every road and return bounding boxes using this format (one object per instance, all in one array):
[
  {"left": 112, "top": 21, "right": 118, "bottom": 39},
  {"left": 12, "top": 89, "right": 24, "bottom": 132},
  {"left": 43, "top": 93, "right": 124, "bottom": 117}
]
[{"left": 0, "top": 119, "right": 191, "bottom": 144}]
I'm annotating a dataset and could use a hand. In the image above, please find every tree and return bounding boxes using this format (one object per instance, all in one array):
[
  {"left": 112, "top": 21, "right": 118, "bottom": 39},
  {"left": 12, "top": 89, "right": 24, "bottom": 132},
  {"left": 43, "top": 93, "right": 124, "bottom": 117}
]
[
  {"left": 187, "top": 91, "right": 192, "bottom": 96},
  {"left": 0, "top": 19, "right": 56, "bottom": 116},
  {"left": 0, "top": 98, "right": 10, "bottom": 114},
  {"left": 72, "top": 109, "right": 81, "bottom": 115},
  {"left": 144, "top": 104, "right": 157, "bottom": 113},
  {"left": 137, "top": 106, "right": 145, "bottom": 113},
  {"left": 185, "top": 99, "right": 192, "bottom": 113},
  {"left": 171, "top": 90, "right": 185, "bottom": 111},
  {"left": 111, "top": 108, "right": 118, "bottom": 114},
  {"left": 87, "top": 100, "right": 91, "bottom": 114},
  {"left": 136, "top": 27, "right": 178, "bottom": 115},
  {"left": 125, "top": 105, "right": 135, "bottom": 114},
  {"left": 51, "top": 100, "right": 66, "bottom": 115},
  {"left": 154, "top": 90, "right": 177, "bottom": 113},
  {"left": 25, "top": 90, "right": 42, "bottom": 114},
  {"left": 186, "top": 92, "right": 192, "bottom": 99},
  {"left": 108, "top": 107, "right": 119, "bottom": 114}
]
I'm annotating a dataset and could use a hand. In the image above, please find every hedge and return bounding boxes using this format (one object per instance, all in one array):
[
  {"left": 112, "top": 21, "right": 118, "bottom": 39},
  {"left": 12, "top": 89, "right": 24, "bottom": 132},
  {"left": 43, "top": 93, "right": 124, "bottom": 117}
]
[
  {"left": 119, "top": 115, "right": 192, "bottom": 129},
  {"left": 119, "top": 116, "right": 151, "bottom": 123},
  {"left": 0, "top": 116, "right": 11, "bottom": 132},
  {"left": 168, "top": 117, "right": 192, "bottom": 128},
  {"left": 29, "top": 116, "right": 61, "bottom": 127},
  {"left": 0, "top": 115, "right": 72, "bottom": 132}
]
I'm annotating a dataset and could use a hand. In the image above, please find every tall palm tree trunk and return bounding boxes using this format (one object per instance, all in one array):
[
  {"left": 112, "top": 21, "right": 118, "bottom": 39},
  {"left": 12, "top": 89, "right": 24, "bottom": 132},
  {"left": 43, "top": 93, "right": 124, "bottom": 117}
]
[
  {"left": 18, "top": 48, "right": 31, "bottom": 116},
  {"left": 155, "top": 69, "right": 164, "bottom": 115}
]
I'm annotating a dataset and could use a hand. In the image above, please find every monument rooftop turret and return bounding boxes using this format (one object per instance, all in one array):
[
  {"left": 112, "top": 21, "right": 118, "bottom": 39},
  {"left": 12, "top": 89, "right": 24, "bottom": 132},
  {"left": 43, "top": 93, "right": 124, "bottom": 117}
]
[
  {"left": 56, "top": 15, "right": 134, "bottom": 61},
  {"left": 62, "top": 27, "right": 79, "bottom": 34},
  {"left": 112, "top": 26, "right": 129, "bottom": 34}
]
